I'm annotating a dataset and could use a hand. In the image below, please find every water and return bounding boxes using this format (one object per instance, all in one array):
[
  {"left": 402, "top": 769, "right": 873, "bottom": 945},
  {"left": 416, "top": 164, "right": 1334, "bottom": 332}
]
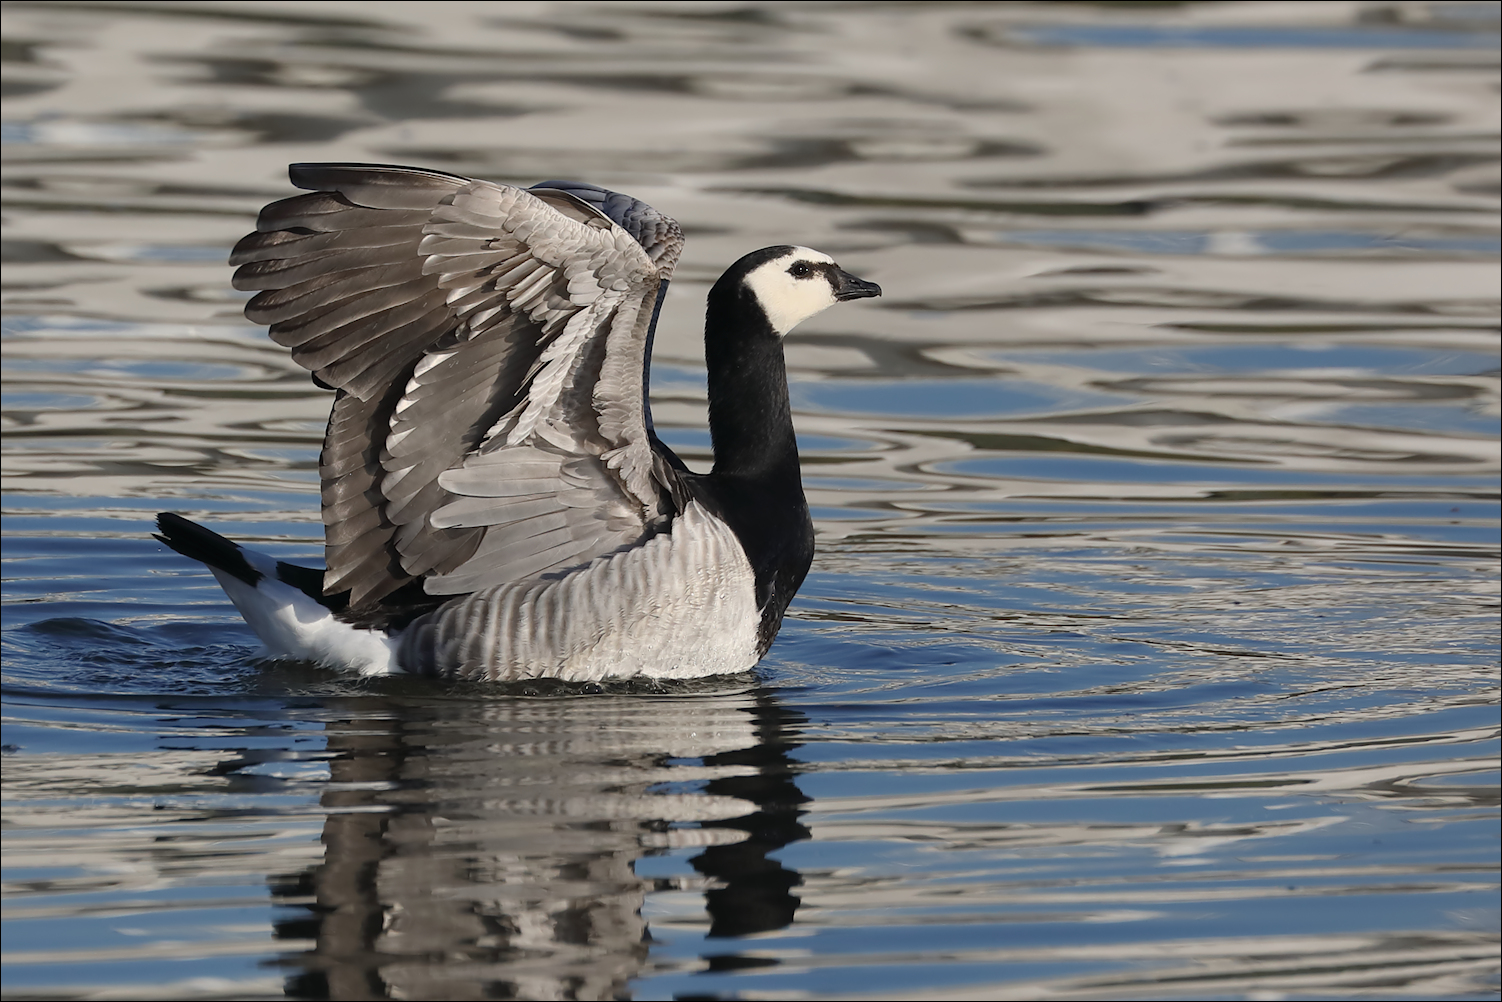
[{"left": 2, "top": 1, "right": 1497, "bottom": 999}]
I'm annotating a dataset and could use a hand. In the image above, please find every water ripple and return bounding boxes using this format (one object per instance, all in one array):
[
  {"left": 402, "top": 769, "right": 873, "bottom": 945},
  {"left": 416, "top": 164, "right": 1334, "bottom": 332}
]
[{"left": 3, "top": 1, "right": 1497, "bottom": 999}]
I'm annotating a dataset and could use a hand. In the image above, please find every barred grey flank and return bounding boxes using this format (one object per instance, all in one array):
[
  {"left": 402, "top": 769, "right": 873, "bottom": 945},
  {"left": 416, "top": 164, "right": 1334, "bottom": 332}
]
[{"left": 401, "top": 503, "right": 759, "bottom": 681}]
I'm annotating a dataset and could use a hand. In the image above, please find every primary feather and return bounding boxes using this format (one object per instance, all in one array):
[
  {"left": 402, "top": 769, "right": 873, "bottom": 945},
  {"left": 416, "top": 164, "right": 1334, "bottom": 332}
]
[{"left": 229, "top": 164, "right": 684, "bottom": 616}]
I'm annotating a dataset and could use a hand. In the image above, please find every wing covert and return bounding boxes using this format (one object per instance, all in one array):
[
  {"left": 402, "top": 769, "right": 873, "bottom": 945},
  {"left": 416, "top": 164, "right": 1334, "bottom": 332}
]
[{"left": 230, "top": 163, "right": 687, "bottom": 611}]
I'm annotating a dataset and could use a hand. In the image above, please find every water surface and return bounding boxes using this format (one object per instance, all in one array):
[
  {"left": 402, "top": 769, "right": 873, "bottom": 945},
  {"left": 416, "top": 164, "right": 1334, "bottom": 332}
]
[{"left": 2, "top": 2, "right": 1498, "bottom": 999}]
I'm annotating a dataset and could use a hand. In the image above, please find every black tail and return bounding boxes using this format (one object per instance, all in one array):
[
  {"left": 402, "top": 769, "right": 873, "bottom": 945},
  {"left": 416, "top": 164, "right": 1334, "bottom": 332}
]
[
  {"left": 154, "top": 513, "right": 336, "bottom": 609},
  {"left": 154, "top": 512, "right": 262, "bottom": 587}
]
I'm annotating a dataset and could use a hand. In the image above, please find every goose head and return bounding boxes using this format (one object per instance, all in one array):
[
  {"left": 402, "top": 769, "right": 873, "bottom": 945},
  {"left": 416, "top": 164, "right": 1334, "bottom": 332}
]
[{"left": 734, "top": 245, "right": 882, "bottom": 337}]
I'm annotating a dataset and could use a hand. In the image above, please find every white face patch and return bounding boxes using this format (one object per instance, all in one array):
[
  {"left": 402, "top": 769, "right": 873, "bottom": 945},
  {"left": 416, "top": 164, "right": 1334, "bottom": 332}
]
[{"left": 743, "top": 247, "right": 840, "bottom": 337}]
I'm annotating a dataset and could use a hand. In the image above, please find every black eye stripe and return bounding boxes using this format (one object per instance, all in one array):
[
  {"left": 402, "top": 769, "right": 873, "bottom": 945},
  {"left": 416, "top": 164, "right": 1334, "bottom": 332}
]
[{"left": 787, "top": 260, "right": 834, "bottom": 280}]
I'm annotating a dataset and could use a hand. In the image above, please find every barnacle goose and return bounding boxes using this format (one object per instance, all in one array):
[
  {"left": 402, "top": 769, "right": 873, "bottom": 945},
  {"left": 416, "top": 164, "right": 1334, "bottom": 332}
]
[{"left": 155, "top": 163, "right": 880, "bottom": 681}]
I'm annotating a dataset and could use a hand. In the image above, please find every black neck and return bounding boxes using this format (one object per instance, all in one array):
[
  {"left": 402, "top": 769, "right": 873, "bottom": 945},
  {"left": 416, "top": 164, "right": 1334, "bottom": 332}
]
[
  {"left": 698, "top": 280, "right": 814, "bottom": 654},
  {"left": 705, "top": 284, "right": 800, "bottom": 480}
]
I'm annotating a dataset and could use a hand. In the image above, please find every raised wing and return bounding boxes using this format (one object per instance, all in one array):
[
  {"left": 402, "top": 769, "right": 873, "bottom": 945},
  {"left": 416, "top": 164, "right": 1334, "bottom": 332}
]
[{"left": 230, "top": 164, "right": 686, "bottom": 611}]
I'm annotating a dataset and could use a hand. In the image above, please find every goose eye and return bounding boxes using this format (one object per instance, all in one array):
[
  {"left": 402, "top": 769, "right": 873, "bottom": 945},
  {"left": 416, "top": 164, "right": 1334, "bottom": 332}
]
[{"left": 788, "top": 261, "right": 812, "bottom": 278}]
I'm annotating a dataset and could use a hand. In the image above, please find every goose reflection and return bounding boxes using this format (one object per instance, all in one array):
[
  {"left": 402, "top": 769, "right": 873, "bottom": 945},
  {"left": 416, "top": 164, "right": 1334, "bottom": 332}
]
[{"left": 268, "top": 685, "right": 809, "bottom": 1000}]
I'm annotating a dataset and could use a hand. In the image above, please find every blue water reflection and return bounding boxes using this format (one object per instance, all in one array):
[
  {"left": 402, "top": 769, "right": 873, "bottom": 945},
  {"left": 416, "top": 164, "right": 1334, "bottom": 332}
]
[{"left": 3, "top": 0, "right": 1497, "bottom": 999}]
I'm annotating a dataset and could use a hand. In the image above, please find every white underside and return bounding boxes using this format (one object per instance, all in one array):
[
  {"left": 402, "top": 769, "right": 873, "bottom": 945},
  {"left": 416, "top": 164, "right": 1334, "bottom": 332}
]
[
  {"left": 207, "top": 501, "right": 760, "bottom": 681},
  {"left": 209, "top": 556, "right": 399, "bottom": 676}
]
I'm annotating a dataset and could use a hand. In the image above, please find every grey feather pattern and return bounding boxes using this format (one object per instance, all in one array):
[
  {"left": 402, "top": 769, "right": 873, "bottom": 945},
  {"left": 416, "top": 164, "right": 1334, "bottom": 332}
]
[
  {"left": 319, "top": 388, "right": 422, "bottom": 605},
  {"left": 232, "top": 163, "right": 686, "bottom": 611},
  {"left": 398, "top": 502, "right": 760, "bottom": 681}
]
